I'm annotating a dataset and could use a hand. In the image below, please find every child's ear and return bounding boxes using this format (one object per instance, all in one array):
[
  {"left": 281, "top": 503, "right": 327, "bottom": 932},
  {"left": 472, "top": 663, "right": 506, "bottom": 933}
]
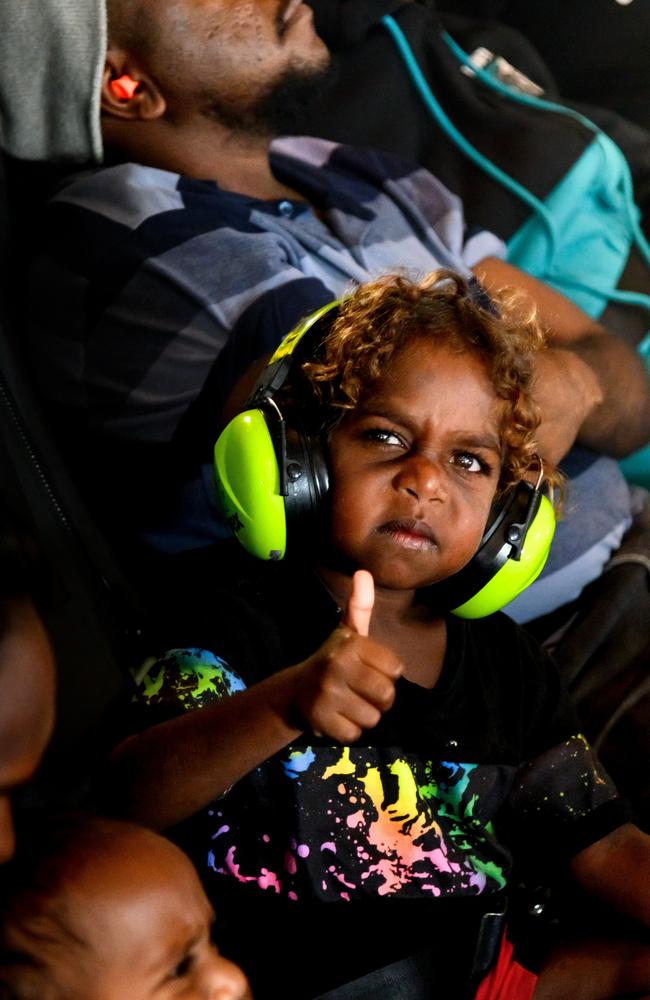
[{"left": 101, "top": 49, "right": 166, "bottom": 121}]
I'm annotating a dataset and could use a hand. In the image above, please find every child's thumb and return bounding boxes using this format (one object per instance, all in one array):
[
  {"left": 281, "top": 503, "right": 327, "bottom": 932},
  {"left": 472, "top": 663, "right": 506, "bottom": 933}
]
[{"left": 343, "top": 570, "right": 375, "bottom": 637}]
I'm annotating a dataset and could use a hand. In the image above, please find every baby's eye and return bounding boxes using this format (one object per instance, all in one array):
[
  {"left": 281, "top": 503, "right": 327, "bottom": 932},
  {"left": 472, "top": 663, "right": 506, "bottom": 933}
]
[
  {"left": 452, "top": 451, "right": 488, "bottom": 474},
  {"left": 171, "top": 952, "right": 196, "bottom": 979}
]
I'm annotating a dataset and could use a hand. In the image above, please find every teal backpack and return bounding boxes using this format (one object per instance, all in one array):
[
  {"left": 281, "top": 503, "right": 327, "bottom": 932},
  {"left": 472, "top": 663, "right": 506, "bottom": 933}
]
[{"left": 382, "top": 15, "right": 650, "bottom": 487}]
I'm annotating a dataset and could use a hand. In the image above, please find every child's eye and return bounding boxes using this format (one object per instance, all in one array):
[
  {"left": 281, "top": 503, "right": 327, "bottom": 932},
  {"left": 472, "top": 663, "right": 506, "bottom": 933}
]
[
  {"left": 452, "top": 451, "right": 490, "bottom": 474},
  {"left": 362, "top": 427, "right": 404, "bottom": 447}
]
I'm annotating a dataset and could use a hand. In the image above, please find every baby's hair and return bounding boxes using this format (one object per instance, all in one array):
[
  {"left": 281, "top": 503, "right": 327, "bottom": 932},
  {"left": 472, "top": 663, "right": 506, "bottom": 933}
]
[
  {"left": 0, "top": 813, "right": 105, "bottom": 942},
  {"left": 298, "top": 270, "right": 561, "bottom": 495},
  {"left": 0, "top": 813, "right": 98, "bottom": 998}
]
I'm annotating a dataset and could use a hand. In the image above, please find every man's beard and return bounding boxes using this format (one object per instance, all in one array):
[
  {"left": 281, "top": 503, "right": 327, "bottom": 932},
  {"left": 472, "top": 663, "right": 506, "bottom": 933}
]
[{"left": 202, "top": 60, "right": 338, "bottom": 137}]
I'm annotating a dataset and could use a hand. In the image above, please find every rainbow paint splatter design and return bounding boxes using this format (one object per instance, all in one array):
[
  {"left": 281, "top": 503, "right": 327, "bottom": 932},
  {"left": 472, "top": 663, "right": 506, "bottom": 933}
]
[
  {"left": 138, "top": 648, "right": 245, "bottom": 710},
  {"left": 206, "top": 746, "right": 511, "bottom": 902}
]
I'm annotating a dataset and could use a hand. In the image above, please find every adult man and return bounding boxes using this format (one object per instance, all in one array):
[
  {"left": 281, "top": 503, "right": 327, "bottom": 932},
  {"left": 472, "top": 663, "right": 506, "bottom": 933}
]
[{"left": 25, "top": 0, "right": 650, "bottom": 623}]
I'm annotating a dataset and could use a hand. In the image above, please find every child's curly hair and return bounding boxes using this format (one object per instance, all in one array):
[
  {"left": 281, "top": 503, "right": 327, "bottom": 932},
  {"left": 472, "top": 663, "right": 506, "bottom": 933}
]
[{"left": 294, "top": 270, "right": 561, "bottom": 496}]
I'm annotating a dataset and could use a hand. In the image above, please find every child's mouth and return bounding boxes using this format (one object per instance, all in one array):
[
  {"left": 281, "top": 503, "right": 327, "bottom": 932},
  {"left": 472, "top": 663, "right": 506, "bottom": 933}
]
[{"left": 378, "top": 519, "right": 438, "bottom": 550}]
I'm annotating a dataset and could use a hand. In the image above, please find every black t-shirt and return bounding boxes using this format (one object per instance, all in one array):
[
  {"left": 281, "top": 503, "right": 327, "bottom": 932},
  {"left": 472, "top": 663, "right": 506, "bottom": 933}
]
[{"left": 135, "top": 554, "right": 628, "bottom": 999}]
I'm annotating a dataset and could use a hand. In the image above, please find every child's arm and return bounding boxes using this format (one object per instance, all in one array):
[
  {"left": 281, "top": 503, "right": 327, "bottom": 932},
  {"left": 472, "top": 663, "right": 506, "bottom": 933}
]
[
  {"left": 109, "top": 572, "right": 403, "bottom": 830},
  {"left": 569, "top": 822, "right": 650, "bottom": 927}
]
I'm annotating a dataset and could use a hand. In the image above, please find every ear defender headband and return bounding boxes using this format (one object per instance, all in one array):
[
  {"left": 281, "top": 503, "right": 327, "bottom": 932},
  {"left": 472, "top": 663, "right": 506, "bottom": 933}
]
[{"left": 214, "top": 303, "right": 556, "bottom": 618}]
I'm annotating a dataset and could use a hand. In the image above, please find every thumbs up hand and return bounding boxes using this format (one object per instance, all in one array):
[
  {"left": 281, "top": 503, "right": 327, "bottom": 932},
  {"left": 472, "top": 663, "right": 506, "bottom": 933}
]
[
  {"left": 287, "top": 571, "right": 403, "bottom": 743},
  {"left": 343, "top": 569, "right": 375, "bottom": 637}
]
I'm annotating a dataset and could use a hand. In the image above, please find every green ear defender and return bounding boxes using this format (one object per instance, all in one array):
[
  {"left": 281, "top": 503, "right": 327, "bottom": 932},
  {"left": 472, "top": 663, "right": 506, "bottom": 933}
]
[
  {"left": 214, "top": 303, "right": 556, "bottom": 616},
  {"left": 429, "top": 465, "right": 555, "bottom": 618},
  {"left": 214, "top": 302, "right": 338, "bottom": 560},
  {"left": 214, "top": 407, "right": 289, "bottom": 560}
]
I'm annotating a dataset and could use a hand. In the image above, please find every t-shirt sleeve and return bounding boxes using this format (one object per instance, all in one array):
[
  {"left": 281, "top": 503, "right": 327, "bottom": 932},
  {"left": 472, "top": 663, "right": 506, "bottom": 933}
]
[
  {"left": 129, "top": 647, "right": 247, "bottom": 730},
  {"left": 506, "top": 733, "right": 630, "bottom": 861},
  {"left": 501, "top": 627, "right": 631, "bottom": 863}
]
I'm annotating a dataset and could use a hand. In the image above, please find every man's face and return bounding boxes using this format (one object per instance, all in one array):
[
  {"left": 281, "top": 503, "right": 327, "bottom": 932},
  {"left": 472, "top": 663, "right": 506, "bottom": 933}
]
[
  {"left": 138, "top": 0, "right": 332, "bottom": 134},
  {"left": 0, "top": 599, "right": 55, "bottom": 863},
  {"left": 1, "top": 827, "right": 252, "bottom": 1000},
  {"left": 326, "top": 337, "right": 503, "bottom": 591}
]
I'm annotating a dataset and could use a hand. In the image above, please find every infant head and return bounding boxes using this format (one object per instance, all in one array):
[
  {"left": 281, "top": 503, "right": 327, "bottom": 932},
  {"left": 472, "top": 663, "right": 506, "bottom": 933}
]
[{"left": 0, "top": 813, "right": 251, "bottom": 1000}]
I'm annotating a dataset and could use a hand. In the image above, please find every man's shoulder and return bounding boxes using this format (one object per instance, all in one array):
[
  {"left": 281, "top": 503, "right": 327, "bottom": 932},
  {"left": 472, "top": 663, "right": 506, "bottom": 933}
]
[
  {"left": 42, "top": 161, "right": 293, "bottom": 270},
  {"left": 52, "top": 162, "right": 183, "bottom": 216},
  {"left": 48, "top": 162, "right": 253, "bottom": 230},
  {"left": 272, "top": 134, "right": 444, "bottom": 186}
]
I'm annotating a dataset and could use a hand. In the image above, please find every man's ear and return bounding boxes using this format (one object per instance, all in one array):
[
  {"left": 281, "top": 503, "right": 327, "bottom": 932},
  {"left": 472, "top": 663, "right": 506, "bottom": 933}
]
[{"left": 101, "top": 48, "right": 166, "bottom": 121}]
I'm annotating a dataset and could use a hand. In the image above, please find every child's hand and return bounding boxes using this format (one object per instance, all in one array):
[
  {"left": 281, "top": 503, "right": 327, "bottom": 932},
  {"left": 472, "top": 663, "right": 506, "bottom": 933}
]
[{"left": 289, "top": 571, "right": 403, "bottom": 742}]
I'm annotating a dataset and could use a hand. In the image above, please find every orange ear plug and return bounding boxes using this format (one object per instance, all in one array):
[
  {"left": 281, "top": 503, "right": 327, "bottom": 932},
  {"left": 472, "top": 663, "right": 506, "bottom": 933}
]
[{"left": 110, "top": 75, "right": 140, "bottom": 100}]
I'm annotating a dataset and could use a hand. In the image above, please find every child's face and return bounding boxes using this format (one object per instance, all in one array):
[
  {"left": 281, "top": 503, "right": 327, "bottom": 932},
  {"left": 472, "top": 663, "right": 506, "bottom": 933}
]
[
  {"left": 2, "top": 827, "right": 251, "bottom": 1000},
  {"left": 0, "top": 599, "right": 55, "bottom": 862},
  {"left": 326, "top": 337, "right": 503, "bottom": 590}
]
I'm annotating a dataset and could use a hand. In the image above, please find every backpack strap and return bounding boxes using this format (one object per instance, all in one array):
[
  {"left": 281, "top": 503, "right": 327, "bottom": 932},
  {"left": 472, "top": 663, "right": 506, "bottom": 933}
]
[
  {"left": 382, "top": 14, "right": 650, "bottom": 321},
  {"left": 442, "top": 29, "right": 650, "bottom": 277}
]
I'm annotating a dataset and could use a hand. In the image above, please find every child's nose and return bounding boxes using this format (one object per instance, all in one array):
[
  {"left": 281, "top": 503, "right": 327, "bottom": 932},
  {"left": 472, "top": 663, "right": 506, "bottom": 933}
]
[{"left": 395, "top": 454, "right": 448, "bottom": 503}]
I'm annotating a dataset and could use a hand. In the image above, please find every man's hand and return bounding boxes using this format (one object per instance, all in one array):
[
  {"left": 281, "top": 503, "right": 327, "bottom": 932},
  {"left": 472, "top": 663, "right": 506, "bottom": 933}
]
[
  {"left": 288, "top": 571, "right": 403, "bottom": 742},
  {"left": 474, "top": 257, "right": 650, "bottom": 461},
  {"left": 531, "top": 345, "right": 603, "bottom": 464}
]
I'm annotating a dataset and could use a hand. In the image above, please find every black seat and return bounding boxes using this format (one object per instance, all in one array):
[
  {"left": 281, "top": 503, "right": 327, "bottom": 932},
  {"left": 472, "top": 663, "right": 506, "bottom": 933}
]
[{"left": 0, "top": 154, "right": 148, "bottom": 803}]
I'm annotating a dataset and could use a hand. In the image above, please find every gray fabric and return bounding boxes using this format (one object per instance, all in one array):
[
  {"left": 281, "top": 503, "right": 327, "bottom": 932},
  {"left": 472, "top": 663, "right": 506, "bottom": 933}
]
[
  {"left": 313, "top": 949, "right": 436, "bottom": 1000},
  {"left": 0, "top": 0, "right": 105, "bottom": 162}
]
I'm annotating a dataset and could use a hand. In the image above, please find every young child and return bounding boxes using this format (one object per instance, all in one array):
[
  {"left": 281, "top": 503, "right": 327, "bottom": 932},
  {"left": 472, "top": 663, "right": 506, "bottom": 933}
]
[
  {"left": 0, "top": 515, "right": 56, "bottom": 864},
  {"left": 0, "top": 813, "right": 252, "bottom": 1000},
  {"left": 109, "top": 271, "right": 650, "bottom": 1000}
]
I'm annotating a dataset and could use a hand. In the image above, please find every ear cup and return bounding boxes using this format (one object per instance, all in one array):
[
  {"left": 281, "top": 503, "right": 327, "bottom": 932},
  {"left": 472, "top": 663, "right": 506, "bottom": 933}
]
[
  {"left": 214, "top": 408, "right": 287, "bottom": 560},
  {"left": 283, "top": 423, "right": 330, "bottom": 548},
  {"left": 429, "top": 482, "right": 556, "bottom": 618},
  {"left": 213, "top": 408, "right": 330, "bottom": 560},
  {"left": 451, "top": 493, "right": 555, "bottom": 617}
]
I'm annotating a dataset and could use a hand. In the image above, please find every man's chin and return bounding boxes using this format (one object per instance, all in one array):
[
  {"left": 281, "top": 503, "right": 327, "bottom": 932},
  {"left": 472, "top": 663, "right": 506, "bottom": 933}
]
[{"left": 204, "top": 60, "right": 338, "bottom": 137}]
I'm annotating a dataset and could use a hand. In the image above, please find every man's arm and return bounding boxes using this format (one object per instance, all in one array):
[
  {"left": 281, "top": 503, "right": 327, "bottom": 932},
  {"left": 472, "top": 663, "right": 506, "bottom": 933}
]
[
  {"left": 570, "top": 822, "right": 650, "bottom": 928},
  {"left": 474, "top": 257, "right": 650, "bottom": 463}
]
